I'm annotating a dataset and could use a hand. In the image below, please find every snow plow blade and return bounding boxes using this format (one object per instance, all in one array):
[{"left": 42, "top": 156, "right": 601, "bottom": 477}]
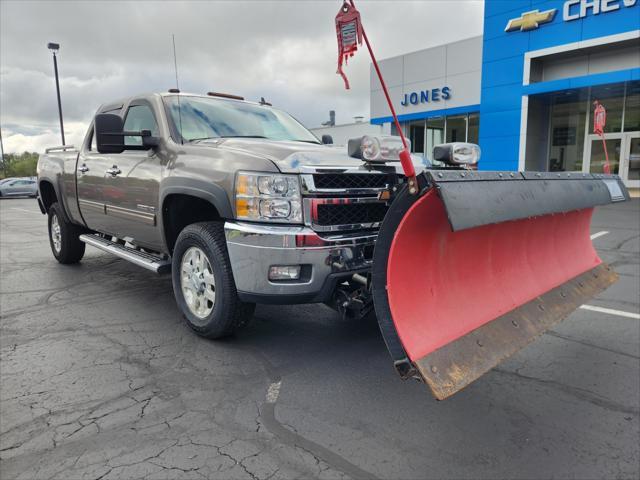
[{"left": 371, "top": 171, "right": 629, "bottom": 400}]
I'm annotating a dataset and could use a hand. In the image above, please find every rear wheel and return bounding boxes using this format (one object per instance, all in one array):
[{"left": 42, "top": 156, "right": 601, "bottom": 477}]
[
  {"left": 171, "top": 222, "right": 255, "bottom": 338},
  {"left": 47, "top": 202, "right": 85, "bottom": 264}
]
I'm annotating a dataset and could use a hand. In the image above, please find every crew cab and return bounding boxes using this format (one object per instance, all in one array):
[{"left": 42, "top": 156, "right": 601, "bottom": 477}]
[{"left": 37, "top": 91, "right": 476, "bottom": 337}]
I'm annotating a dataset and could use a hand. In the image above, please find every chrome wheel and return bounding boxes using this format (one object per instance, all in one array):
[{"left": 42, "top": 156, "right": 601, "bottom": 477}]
[
  {"left": 180, "top": 246, "right": 216, "bottom": 320},
  {"left": 51, "top": 214, "right": 62, "bottom": 253}
]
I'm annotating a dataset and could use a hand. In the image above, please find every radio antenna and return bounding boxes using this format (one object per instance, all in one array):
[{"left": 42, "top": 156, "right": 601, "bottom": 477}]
[{"left": 172, "top": 33, "right": 184, "bottom": 144}]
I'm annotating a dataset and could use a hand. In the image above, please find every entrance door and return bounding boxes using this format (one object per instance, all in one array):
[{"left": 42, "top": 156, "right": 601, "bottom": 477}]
[
  {"left": 623, "top": 133, "right": 640, "bottom": 189},
  {"left": 585, "top": 133, "right": 640, "bottom": 188},
  {"left": 584, "top": 133, "right": 622, "bottom": 176}
]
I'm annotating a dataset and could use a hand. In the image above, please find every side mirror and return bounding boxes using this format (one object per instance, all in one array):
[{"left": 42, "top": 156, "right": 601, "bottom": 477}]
[
  {"left": 95, "top": 113, "right": 125, "bottom": 154},
  {"left": 94, "top": 114, "right": 160, "bottom": 153},
  {"left": 141, "top": 130, "right": 160, "bottom": 148},
  {"left": 321, "top": 134, "right": 333, "bottom": 145}
]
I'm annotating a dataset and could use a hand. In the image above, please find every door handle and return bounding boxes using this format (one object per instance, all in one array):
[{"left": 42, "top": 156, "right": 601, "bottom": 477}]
[
  {"left": 106, "top": 165, "right": 122, "bottom": 176},
  {"left": 78, "top": 164, "right": 89, "bottom": 173}
]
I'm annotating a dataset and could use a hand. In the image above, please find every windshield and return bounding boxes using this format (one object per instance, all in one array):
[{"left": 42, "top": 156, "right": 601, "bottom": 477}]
[{"left": 164, "top": 96, "right": 319, "bottom": 144}]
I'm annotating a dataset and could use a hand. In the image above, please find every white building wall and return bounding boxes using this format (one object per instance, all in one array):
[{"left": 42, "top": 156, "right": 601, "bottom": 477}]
[{"left": 370, "top": 36, "right": 483, "bottom": 121}]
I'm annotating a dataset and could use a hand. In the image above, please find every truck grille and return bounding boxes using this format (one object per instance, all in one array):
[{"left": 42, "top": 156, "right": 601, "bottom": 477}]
[
  {"left": 315, "top": 202, "right": 389, "bottom": 227},
  {"left": 312, "top": 173, "right": 389, "bottom": 190}
]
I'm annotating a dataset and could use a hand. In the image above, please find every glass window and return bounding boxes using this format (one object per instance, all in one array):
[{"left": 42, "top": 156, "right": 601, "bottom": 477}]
[
  {"left": 591, "top": 84, "right": 624, "bottom": 134},
  {"left": 547, "top": 90, "right": 587, "bottom": 171},
  {"left": 408, "top": 120, "right": 425, "bottom": 154},
  {"left": 446, "top": 115, "right": 467, "bottom": 143},
  {"left": 87, "top": 127, "right": 97, "bottom": 151},
  {"left": 467, "top": 113, "right": 479, "bottom": 145},
  {"left": 628, "top": 137, "right": 640, "bottom": 181},
  {"left": 123, "top": 105, "right": 159, "bottom": 146},
  {"left": 164, "top": 96, "right": 319, "bottom": 144},
  {"left": 426, "top": 117, "right": 445, "bottom": 161},
  {"left": 589, "top": 138, "right": 621, "bottom": 175},
  {"left": 623, "top": 82, "right": 640, "bottom": 132}
]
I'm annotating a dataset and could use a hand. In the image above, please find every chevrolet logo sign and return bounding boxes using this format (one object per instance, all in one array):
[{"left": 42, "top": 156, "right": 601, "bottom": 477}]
[{"left": 505, "top": 9, "right": 557, "bottom": 32}]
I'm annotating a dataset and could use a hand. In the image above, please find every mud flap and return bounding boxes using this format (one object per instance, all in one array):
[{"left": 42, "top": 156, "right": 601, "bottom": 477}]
[{"left": 371, "top": 171, "right": 629, "bottom": 400}]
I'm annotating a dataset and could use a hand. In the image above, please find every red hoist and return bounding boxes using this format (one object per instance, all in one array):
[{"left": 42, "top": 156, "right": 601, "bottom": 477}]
[
  {"left": 335, "top": 0, "right": 417, "bottom": 191},
  {"left": 593, "top": 100, "right": 611, "bottom": 175}
]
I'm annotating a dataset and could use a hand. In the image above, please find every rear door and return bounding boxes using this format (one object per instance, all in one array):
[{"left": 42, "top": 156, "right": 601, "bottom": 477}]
[
  {"left": 101, "top": 100, "right": 163, "bottom": 250},
  {"left": 77, "top": 124, "right": 113, "bottom": 232}
]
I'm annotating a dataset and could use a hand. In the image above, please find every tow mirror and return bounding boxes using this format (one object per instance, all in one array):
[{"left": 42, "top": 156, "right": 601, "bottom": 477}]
[
  {"left": 321, "top": 134, "right": 333, "bottom": 145},
  {"left": 94, "top": 114, "right": 160, "bottom": 153},
  {"left": 95, "top": 113, "right": 125, "bottom": 154},
  {"left": 141, "top": 130, "right": 160, "bottom": 148}
]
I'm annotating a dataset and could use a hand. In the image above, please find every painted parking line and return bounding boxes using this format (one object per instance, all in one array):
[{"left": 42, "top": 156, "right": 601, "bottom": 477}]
[
  {"left": 580, "top": 304, "right": 640, "bottom": 320},
  {"left": 590, "top": 231, "right": 609, "bottom": 240},
  {"left": 266, "top": 381, "right": 282, "bottom": 403}
]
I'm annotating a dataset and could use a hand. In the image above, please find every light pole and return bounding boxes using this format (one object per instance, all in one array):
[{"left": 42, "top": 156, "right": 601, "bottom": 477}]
[{"left": 47, "top": 42, "right": 65, "bottom": 145}]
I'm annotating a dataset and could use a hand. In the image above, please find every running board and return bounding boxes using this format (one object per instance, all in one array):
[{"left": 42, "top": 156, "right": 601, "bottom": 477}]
[{"left": 79, "top": 234, "right": 171, "bottom": 274}]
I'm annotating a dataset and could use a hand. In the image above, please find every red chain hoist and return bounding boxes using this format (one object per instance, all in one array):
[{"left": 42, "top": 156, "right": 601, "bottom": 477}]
[{"left": 334, "top": 0, "right": 417, "bottom": 191}]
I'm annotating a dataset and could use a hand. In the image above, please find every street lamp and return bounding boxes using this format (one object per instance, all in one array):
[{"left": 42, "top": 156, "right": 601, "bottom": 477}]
[{"left": 47, "top": 42, "right": 65, "bottom": 145}]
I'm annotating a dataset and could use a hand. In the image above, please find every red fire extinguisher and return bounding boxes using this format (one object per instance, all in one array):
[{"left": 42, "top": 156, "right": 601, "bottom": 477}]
[
  {"left": 593, "top": 100, "right": 611, "bottom": 175},
  {"left": 334, "top": 0, "right": 417, "bottom": 191}
]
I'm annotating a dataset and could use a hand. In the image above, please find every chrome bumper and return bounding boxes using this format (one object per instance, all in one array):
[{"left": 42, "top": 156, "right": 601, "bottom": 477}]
[{"left": 224, "top": 221, "right": 376, "bottom": 304}]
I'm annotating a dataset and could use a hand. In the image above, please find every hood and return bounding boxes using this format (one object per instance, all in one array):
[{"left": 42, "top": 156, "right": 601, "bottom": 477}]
[{"left": 196, "top": 138, "right": 428, "bottom": 174}]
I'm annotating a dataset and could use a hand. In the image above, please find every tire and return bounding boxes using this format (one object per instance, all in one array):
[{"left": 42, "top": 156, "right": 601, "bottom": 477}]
[
  {"left": 48, "top": 202, "right": 86, "bottom": 264},
  {"left": 172, "top": 221, "right": 255, "bottom": 338}
]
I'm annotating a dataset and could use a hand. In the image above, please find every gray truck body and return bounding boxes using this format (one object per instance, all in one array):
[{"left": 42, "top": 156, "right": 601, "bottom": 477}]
[{"left": 37, "top": 92, "right": 423, "bottom": 304}]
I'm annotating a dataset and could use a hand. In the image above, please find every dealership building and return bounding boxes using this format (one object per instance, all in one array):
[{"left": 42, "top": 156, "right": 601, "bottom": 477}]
[{"left": 338, "top": 0, "right": 640, "bottom": 187}]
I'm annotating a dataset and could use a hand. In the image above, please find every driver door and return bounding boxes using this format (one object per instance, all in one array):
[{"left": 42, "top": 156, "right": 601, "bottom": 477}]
[{"left": 101, "top": 101, "right": 163, "bottom": 250}]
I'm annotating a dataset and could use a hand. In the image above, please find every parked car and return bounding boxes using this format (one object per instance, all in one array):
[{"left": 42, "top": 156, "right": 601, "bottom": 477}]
[{"left": 0, "top": 178, "right": 38, "bottom": 197}]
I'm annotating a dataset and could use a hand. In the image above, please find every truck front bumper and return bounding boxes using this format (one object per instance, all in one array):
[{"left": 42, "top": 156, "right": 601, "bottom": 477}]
[{"left": 224, "top": 221, "right": 376, "bottom": 304}]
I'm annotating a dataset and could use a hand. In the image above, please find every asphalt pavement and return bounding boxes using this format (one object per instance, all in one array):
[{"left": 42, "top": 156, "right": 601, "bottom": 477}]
[{"left": 1, "top": 197, "right": 638, "bottom": 480}]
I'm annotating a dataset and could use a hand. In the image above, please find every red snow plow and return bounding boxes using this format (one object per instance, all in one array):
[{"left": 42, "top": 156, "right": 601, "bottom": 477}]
[
  {"left": 335, "top": 0, "right": 630, "bottom": 398},
  {"left": 371, "top": 170, "right": 629, "bottom": 399}
]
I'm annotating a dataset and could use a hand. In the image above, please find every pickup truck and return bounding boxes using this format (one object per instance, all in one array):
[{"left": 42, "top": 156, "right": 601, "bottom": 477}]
[{"left": 37, "top": 91, "right": 446, "bottom": 338}]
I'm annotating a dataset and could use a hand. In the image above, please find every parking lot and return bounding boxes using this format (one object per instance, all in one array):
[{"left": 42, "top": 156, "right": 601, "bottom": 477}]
[{"left": 0, "top": 197, "right": 638, "bottom": 480}]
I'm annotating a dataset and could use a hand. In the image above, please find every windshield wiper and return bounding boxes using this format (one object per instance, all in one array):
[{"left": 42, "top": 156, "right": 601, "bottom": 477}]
[
  {"left": 293, "top": 139, "right": 322, "bottom": 144},
  {"left": 219, "top": 135, "right": 267, "bottom": 139},
  {"left": 188, "top": 137, "right": 219, "bottom": 143}
]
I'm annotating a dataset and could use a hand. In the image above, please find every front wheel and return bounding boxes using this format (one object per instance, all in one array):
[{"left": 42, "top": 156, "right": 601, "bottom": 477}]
[
  {"left": 47, "top": 202, "right": 85, "bottom": 264},
  {"left": 171, "top": 222, "right": 255, "bottom": 338}
]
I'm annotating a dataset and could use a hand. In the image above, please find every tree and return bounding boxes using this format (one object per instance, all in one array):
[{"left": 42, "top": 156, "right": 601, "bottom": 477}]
[{"left": 0, "top": 152, "right": 39, "bottom": 178}]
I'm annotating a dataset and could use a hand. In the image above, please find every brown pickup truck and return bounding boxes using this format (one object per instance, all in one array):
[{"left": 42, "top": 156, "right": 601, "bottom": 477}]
[{"left": 37, "top": 91, "right": 430, "bottom": 337}]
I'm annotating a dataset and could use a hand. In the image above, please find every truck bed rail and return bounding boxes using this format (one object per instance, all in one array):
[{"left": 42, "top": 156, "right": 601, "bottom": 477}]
[{"left": 45, "top": 145, "right": 77, "bottom": 154}]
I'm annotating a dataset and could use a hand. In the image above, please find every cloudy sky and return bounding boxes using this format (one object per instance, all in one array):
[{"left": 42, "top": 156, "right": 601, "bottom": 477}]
[{"left": 0, "top": 0, "right": 483, "bottom": 153}]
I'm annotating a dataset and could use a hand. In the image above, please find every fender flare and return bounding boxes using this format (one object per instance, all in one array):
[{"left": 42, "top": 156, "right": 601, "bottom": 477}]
[
  {"left": 38, "top": 175, "right": 73, "bottom": 222},
  {"left": 159, "top": 178, "right": 234, "bottom": 250}
]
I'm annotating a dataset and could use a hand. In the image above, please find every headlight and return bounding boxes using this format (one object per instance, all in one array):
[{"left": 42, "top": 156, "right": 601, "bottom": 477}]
[{"left": 235, "top": 172, "right": 302, "bottom": 223}]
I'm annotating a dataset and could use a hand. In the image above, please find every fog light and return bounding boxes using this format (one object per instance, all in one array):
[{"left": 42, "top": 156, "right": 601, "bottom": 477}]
[{"left": 268, "top": 265, "right": 301, "bottom": 281}]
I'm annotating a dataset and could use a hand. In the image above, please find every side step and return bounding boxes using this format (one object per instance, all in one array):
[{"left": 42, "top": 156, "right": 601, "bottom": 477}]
[{"left": 80, "top": 234, "right": 171, "bottom": 274}]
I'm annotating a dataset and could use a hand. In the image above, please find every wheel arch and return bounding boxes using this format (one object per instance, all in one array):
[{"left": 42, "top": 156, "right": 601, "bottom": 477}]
[
  {"left": 161, "top": 186, "right": 231, "bottom": 254},
  {"left": 38, "top": 179, "right": 59, "bottom": 214}
]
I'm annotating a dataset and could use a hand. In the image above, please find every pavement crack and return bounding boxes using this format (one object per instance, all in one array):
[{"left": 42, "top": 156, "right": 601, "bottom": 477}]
[{"left": 493, "top": 368, "right": 639, "bottom": 415}]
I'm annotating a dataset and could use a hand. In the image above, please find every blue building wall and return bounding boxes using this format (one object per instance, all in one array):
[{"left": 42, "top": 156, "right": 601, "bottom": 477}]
[{"left": 479, "top": 0, "right": 640, "bottom": 171}]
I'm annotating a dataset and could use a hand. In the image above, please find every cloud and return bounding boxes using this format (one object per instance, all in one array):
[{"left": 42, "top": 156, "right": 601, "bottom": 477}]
[{"left": 0, "top": 0, "right": 483, "bottom": 153}]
